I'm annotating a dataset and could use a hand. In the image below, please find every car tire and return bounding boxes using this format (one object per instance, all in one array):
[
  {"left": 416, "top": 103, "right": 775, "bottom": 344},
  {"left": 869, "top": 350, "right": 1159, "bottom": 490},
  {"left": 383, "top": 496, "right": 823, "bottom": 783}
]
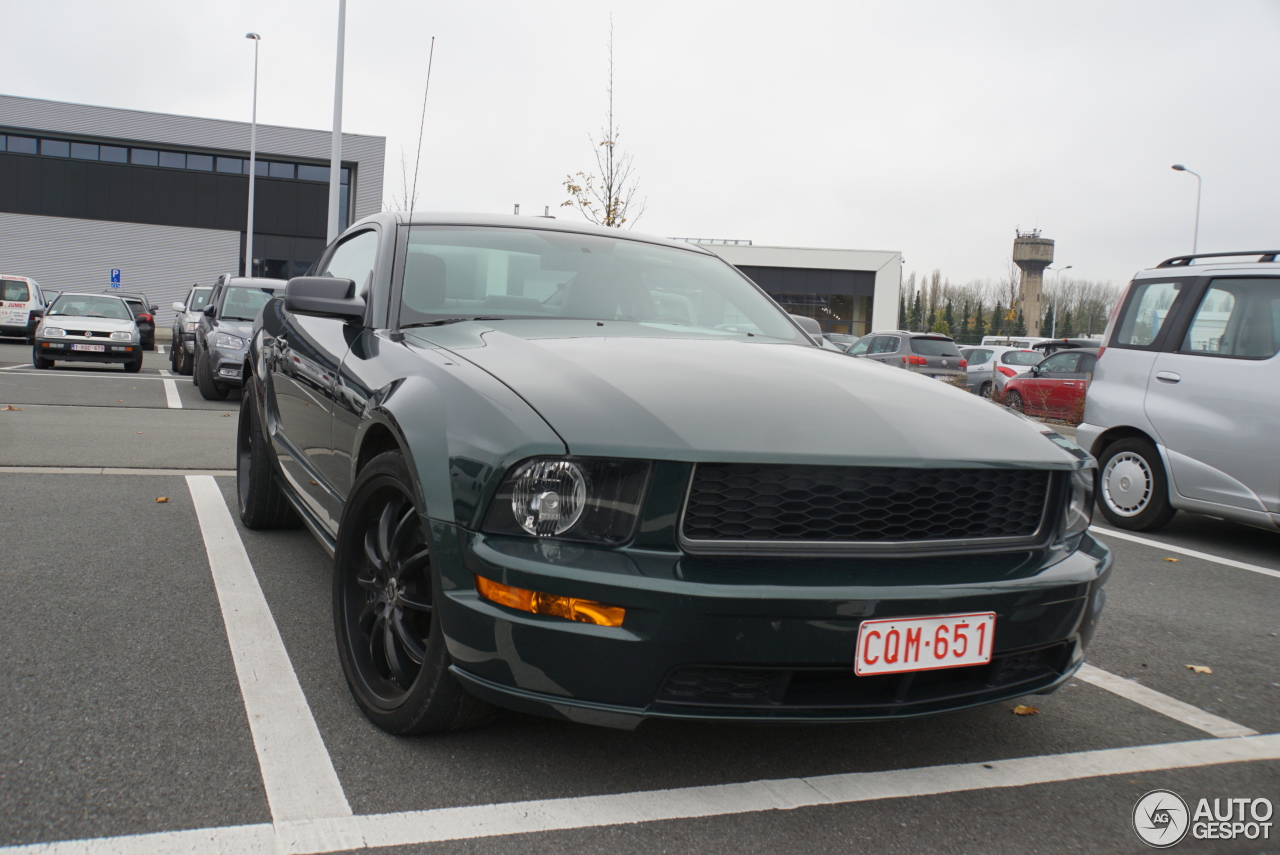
[
  {"left": 173, "top": 343, "right": 188, "bottom": 375},
  {"left": 236, "top": 377, "right": 299, "bottom": 529},
  {"left": 1005, "top": 390, "right": 1024, "bottom": 412},
  {"left": 144, "top": 340, "right": 155, "bottom": 352},
  {"left": 1096, "top": 438, "right": 1177, "bottom": 531},
  {"left": 979, "top": 381, "right": 993, "bottom": 398},
  {"left": 333, "top": 450, "right": 498, "bottom": 735},
  {"left": 124, "top": 356, "right": 143, "bottom": 373},
  {"left": 32, "top": 351, "right": 52, "bottom": 370},
  {"left": 169, "top": 338, "right": 179, "bottom": 370},
  {"left": 196, "top": 351, "right": 230, "bottom": 400}
]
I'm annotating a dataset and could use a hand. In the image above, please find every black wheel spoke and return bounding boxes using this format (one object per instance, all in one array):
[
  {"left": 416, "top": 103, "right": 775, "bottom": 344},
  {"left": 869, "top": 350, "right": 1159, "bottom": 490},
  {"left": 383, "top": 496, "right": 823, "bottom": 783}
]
[
  {"left": 388, "top": 504, "right": 417, "bottom": 568},
  {"left": 383, "top": 616, "right": 412, "bottom": 686},
  {"left": 363, "top": 527, "right": 388, "bottom": 579},
  {"left": 399, "top": 545, "right": 432, "bottom": 576},
  {"left": 376, "top": 498, "right": 404, "bottom": 568},
  {"left": 399, "top": 590, "right": 432, "bottom": 612},
  {"left": 390, "top": 608, "right": 427, "bottom": 665}
]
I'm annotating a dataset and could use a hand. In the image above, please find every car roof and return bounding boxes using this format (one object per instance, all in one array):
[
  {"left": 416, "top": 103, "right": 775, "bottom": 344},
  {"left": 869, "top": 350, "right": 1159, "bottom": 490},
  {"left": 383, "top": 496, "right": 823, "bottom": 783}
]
[
  {"left": 1044, "top": 347, "right": 1100, "bottom": 356},
  {"left": 354, "top": 211, "right": 719, "bottom": 257},
  {"left": 1136, "top": 251, "right": 1280, "bottom": 280},
  {"left": 221, "top": 277, "right": 288, "bottom": 289},
  {"left": 59, "top": 292, "right": 130, "bottom": 301}
]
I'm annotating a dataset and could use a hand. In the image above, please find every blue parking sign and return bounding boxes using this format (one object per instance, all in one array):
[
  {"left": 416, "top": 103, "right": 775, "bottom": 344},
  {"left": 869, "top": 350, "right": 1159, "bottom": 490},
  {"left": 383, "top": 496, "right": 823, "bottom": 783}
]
[{"left": 110, "top": 269, "right": 121, "bottom": 287}]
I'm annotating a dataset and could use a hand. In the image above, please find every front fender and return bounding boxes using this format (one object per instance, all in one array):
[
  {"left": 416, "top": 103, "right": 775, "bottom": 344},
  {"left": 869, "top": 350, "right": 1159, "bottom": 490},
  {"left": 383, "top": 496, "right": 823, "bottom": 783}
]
[{"left": 347, "top": 340, "right": 565, "bottom": 528}]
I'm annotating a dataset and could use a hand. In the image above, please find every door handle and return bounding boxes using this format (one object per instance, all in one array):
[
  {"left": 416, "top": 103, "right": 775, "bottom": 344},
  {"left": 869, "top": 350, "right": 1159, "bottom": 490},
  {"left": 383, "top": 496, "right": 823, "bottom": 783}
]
[{"left": 1155, "top": 371, "right": 1181, "bottom": 383}]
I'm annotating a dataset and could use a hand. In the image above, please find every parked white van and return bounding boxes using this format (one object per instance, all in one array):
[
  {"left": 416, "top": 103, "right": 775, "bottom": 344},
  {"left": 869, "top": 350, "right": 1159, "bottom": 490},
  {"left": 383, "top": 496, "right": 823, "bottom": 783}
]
[
  {"left": 1077, "top": 251, "right": 1280, "bottom": 532},
  {"left": 1, "top": 274, "right": 50, "bottom": 342}
]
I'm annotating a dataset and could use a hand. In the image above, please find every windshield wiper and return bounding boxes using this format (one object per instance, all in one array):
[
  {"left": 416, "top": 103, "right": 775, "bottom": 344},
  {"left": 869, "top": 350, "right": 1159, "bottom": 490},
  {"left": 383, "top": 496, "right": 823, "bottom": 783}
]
[{"left": 400, "top": 317, "right": 505, "bottom": 329}]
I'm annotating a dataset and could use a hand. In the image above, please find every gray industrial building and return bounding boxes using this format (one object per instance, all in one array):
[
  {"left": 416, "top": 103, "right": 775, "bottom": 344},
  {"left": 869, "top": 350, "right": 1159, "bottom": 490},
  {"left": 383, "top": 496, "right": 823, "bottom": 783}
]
[{"left": 0, "top": 94, "right": 385, "bottom": 326}]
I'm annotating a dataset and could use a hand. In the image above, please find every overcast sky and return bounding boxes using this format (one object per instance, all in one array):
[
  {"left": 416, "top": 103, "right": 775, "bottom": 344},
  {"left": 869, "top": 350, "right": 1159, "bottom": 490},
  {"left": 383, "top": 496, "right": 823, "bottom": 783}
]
[{"left": 5, "top": 0, "right": 1278, "bottom": 288}]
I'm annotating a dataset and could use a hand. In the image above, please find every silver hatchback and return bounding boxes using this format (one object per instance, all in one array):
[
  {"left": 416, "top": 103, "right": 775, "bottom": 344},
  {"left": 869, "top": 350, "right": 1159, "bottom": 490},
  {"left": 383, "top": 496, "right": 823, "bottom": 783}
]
[{"left": 1077, "top": 251, "right": 1280, "bottom": 532}]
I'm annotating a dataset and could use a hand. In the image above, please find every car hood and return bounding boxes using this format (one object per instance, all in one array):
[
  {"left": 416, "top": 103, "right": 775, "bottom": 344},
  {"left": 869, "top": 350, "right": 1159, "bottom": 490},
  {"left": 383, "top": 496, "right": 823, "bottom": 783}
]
[
  {"left": 213, "top": 319, "right": 254, "bottom": 339},
  {"left": 43, "top": 316, "right": 135, "bottom": 333},
  {"left": 414, "top": 323, "right": 1080, "bottom": 468}
]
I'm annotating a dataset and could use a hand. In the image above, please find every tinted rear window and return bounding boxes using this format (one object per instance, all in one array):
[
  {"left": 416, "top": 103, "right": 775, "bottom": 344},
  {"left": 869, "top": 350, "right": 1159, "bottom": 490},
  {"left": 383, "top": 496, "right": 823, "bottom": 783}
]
[
  {"left": 910, "top": 338, "right": 960, "bottom": 356},
  {"left": 1002, "top": 350, "right": 1041, "bottom": 366},
  {"left": 2, "top": 280, "right": 31, "bottom": 302}
]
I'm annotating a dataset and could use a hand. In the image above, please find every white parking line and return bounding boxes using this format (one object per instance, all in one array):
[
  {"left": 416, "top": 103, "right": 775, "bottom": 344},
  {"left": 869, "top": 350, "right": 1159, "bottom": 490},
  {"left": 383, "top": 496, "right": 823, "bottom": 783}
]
[
  {"left": 0, "top": 466, "right": 235, "bottom": 476},
  {"left": 0, "top": 363, "right": 33, "bottom": 370},
  {"left": 162, "top": 377, "right": 182, "bottom": 408},
  {"left": 185, "top": 475, "right": 351, "bottom": 823},
  {"left": 1076, "top": 664, "right": 1258, "bottom": 738},
  {"left": 4, "top": 733, "right": 1277, "bottom": 855},
  {"left": 1090, "top": 525, "right": 1280, "bottom": 581}
]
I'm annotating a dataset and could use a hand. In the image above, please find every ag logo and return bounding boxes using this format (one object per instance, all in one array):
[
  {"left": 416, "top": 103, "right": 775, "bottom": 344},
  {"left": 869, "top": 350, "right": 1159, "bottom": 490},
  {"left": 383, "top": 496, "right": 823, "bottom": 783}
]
[{"left": 1134, "top": 789, "right": 1190, "bottom": 847}]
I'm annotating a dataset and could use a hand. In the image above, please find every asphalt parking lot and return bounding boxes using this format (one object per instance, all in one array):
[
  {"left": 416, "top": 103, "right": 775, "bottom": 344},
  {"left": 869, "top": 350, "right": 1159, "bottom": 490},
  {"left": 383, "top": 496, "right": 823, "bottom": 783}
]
[{"left": 0, "top": 337, "right": 1276, "bottom": 855}]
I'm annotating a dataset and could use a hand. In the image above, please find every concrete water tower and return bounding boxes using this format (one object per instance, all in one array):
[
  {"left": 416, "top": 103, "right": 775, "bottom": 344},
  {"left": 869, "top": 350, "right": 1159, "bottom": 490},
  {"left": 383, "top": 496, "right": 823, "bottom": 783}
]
[{"left": 1013, "top": 229, "right": 1055, "bottom": 336}]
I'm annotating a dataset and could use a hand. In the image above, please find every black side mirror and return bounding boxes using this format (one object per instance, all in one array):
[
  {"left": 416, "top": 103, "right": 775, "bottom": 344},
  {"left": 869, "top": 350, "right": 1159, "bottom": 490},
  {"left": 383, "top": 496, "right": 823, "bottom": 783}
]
[
  {"left": 203, "top": 304, "right": 217, "bottom": 317},
  {"left": 284, "top": 277, "right": 365, "bottom": 321}
]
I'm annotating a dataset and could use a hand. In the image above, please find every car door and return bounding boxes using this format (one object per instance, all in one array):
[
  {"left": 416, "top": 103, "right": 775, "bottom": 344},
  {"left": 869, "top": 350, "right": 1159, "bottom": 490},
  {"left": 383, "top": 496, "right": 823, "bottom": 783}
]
[
  {"left": 268, "top": 228, "right": 380, "bottom": 528},
  {"left": 867, "top": 335, "right": 901, "bottom": 365},
  {"left": 1143, "top": 276, "right": 1280, "bottom": 514},
  {"left": 1020, "top": 352, "right": 1078, "bottom": 415}
]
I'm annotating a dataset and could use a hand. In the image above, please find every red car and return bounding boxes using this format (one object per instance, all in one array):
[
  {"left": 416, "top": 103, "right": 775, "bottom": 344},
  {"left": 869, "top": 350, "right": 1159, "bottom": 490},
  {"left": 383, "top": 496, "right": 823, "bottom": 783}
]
[{"left": 1003, "top": 348, "right": 1099, "bottom": 418}]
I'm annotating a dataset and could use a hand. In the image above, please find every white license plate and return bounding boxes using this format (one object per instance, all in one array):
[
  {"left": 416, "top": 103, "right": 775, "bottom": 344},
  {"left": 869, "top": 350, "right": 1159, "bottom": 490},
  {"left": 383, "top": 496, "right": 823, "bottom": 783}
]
[
  {"left": 855, "top": 612, "right": 995, "bottom": 676},
  {"left": 71, "top": 343, "right": 105, "bottom": 352}
]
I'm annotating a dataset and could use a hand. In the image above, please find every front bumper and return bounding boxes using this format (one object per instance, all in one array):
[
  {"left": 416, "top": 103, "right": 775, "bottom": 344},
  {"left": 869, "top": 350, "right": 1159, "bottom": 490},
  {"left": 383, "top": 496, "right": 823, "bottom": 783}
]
[
  {"left": 210, "top": 346, "right": 247, "bottom": 386},
  {"left": 36, "top": 340, "right": 141, "bottom": 363},
  {"left": 435, "top": 524, "right": 1112, "bottom": 728}
]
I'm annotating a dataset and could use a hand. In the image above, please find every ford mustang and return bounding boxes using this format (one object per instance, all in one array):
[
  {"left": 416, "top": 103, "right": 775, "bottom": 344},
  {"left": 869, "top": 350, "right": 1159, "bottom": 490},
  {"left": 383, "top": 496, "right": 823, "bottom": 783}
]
[{"left": 238, "top": 212, "right": 1111, "bottom": 734}]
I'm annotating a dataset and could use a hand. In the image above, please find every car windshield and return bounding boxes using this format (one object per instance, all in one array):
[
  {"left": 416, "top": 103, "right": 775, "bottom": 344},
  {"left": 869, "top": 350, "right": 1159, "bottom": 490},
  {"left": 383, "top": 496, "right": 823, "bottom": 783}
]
[
  {"left": 48, "top": 295, "right": 132, "bottom": 321},
  {"left": 188, "top": 289, "right": 211, "bottom": 311},
  {"left": 220, "top": 286, "right": 278, "bottom": 321},
  {"left": 2, "top": 279, "right": 31, "bottom": 302},
  {"left": 1002, "top": 350, "right": 1042, "bottom": 366},
  {"left": 909, "top": 338, "right": 961, "bottom": 356},
  {"left": 398, "top": 226, "right": 806, "bottom": 342}
]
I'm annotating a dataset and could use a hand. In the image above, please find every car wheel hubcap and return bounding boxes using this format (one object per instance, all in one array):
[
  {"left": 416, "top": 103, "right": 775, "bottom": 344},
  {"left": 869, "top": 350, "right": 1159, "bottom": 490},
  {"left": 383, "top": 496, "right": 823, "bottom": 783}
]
[
  {"left": 1103, "top": 452, "right": 1152, "bottom": 516},
  {"left": 342, "top": 488, "right": 433, "bottom": 708}
]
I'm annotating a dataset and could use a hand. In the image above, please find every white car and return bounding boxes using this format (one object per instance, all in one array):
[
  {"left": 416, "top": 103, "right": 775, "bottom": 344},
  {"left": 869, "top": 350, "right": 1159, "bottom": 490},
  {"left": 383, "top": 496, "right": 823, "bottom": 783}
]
[
  {"left": 34, "top": 293, "right": 144, "bottom": 372},
  {"left": 1, "top": 274, "right": 51, "bottom": 343},
  {"left": 961, "top": 345, "right": 1042, "bottom": 397}
]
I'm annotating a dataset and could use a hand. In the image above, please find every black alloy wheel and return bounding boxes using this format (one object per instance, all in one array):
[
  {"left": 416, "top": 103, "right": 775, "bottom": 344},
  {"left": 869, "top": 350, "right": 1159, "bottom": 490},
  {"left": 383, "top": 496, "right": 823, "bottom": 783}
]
[
  {"left": 1005, "top": 390, "right": 1024, "bottom": 412},
  {"left": 236, "top": 378, "right": 298, "bottom": 529},
  {"left": 334, "top": 451, "right": 496, "bottom": 735}
]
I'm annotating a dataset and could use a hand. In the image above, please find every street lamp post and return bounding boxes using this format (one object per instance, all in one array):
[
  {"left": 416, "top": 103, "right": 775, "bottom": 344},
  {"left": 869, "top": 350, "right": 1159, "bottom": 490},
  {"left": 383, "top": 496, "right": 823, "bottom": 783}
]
[
  {"left": 1051, "top": 265, "right": 1072, "bottom": 338},
  {"left": 245, "top": 33, "right": 261, "bottom": 278},
  {"left": 1171, "top": 164, "right": 1202, "bottom": 254}
]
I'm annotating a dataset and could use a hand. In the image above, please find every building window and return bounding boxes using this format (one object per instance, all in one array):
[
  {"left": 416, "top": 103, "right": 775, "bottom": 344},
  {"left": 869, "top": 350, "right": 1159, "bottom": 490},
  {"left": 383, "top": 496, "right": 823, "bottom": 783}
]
[
  {"left": 297, "top": 164, "right": 329, "bottom": 182},
  {"left": 216, "top": 156, "right": 243, "bottom": 174},
  {"left": 100, "top": 145, "right": 128, "bottom": 163},
  {"left": 6, "top": 136, "right": 36, "bottom": 154},
  {"left": 159, "top": 151, "right": 186, "bottom": 169},
  {"left": 131, "top": 148, "right": 159, "bottom": 166},
  {"left": 254, "top": 159, "right": 269, "bottom": 177},
  {"left": 186, "top": 154, "right": 213, "bottom": 171},
  {"left": 41, "top": 139, "right": 70, "bottom": 157},
  {"left": 70, "top": 142, "right": 99, "bottom": 160},
  {"left": 268, "top": 162, "right": 294, "bottom": 179}
]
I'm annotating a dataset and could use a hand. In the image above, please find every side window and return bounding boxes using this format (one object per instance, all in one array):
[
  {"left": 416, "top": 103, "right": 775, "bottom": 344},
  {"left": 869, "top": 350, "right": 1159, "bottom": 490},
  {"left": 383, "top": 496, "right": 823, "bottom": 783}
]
[
  {"left": 322, "top": 230, "right": 379, "bottom": 294},
  {"left": 1039, "top": 353, "right": 1080, "bottom": 374},
  {"left": 1180, "top": 278, "right": 1280, "bottom": 359},
  {"left": 971, "top": 349, "right": 992, "bottom": 364},
  {"left": 848, "top": 337, "right": 872, "bottom": 356},
  {"left": 1114, "top": 280, "right": 1184, "bottom": 348},
  {"left": 869, "top": 335, "right": 898, "bottom": 355},
  {"left": 1078, "top": 354, "right": 1097, "bottom": 374}
]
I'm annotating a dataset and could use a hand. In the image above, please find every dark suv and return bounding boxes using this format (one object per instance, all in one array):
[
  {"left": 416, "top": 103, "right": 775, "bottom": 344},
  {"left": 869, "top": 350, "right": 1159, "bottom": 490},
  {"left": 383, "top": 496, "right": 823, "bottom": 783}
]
[
  {"left": 847, "top": 330, "right": 967, "bottom": 381},
  {"left": 100, "top": 290, "right": 158, "bottom": 350},
  {"left": 193, "top": 276, "right": 286, "bottom": 399}
]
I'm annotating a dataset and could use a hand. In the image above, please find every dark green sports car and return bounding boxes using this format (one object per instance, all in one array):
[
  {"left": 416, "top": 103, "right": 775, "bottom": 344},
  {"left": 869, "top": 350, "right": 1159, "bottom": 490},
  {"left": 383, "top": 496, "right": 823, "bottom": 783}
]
[{"left": 239, "top": 212, "right": 1111, "bottom": 734}]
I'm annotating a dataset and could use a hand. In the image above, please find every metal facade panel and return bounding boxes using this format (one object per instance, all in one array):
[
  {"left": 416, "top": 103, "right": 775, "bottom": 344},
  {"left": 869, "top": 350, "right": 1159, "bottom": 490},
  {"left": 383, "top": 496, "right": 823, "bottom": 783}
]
[
  {"left": 0, "top": 212, "right": 238, "bottom": 328},
  {"left": 0, "top": 94, "right": 384, "bottom": 220}
]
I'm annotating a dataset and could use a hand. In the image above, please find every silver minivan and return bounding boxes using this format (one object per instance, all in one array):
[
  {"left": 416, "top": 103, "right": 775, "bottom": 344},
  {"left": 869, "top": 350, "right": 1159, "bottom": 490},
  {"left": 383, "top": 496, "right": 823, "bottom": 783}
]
[{"left": 1077, "top": 251, "right": 1280, "bottom": 532}]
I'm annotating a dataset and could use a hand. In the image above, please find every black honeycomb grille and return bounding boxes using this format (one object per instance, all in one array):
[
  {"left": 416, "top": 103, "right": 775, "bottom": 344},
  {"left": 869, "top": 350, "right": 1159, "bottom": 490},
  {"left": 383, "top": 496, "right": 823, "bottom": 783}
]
[{"left": 683, "top": 463, "right": 1050, "bottom": 544}]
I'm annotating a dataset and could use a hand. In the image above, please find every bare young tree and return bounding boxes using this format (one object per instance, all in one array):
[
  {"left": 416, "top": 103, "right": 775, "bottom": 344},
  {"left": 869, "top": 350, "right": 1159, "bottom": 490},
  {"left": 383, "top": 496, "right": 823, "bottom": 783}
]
[
  {"left": 562, "top": 18, "right": 645, "bottom": 228},
  {"left": 384, "top": 148, "right": 419, "bottom": 212}
]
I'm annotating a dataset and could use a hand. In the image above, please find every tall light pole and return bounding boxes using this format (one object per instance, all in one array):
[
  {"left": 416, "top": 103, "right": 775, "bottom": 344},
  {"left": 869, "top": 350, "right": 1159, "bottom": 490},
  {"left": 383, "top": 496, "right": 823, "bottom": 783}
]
[
  {"left": 1171, "top": 164, "right": 1202, "bottom": 254},
  {"left": 327, "top": 0, "right": 346, "bottom": 243},
  {"left": 244, "top": 33, "right": 261, "bottom": 277},
  {"left": 1051, "top": 264, "right": 1072, "bottom": 338}
]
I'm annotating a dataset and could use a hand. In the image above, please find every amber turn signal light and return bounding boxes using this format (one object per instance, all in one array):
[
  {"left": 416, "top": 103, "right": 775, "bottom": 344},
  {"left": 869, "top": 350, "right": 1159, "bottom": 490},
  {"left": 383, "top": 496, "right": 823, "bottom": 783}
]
[{"left": 474, "top": 575, "right": 625, "bottom": 627}]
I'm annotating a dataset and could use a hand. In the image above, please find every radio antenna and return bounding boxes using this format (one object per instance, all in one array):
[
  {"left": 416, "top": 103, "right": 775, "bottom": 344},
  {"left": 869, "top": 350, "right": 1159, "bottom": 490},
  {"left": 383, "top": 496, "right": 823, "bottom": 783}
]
[{"left": 409, "top": 36, "right": 436, "bottom": 213}]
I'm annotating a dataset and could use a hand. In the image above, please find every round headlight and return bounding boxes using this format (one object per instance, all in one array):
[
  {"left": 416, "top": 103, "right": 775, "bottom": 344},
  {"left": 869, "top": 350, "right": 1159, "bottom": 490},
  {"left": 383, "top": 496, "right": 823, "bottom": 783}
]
[{"left": 510, "top": 460, "right": 588, "bottom": 537}]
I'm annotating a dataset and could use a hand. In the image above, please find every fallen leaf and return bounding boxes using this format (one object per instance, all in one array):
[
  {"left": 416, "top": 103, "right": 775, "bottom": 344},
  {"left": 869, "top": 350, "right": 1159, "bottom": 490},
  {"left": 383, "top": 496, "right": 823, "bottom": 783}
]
[
  {"left": 4, "top": 405, "right": 24, "bottom": 411},
  {"left": 221, "top": 413, "right": 232, "bottom": 417},
  {"left": 155, "top": 497, "right": 169, "bottom": 504},
  {"left": 1186, "top": 664, "right": 1213, "bottom": 674},
  {"left": 1164, "top": 557, "right": 1179, "bottom": 562},
  {"left": 117, "top": 399, "right": 124, "bottom": 402},
  {"left": 136, "top": 431, "right": 143, "bottom": 434},
  {"left": 1011, "top": 704, "right": 1039, "bottom": 716}
]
